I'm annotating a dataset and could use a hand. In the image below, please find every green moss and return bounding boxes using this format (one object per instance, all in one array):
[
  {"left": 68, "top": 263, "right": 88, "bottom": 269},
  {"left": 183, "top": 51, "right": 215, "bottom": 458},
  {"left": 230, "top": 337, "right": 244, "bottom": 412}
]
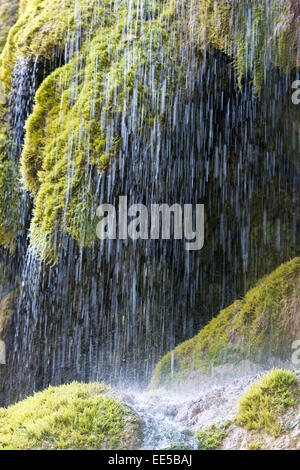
[
  {"left": 150, "top": 258, "right": 300, "bottom": 389},
  {"left": 0, "top": 0, "right": 105, "bottom": 251},
  {"left": 0, "top": 382, "right": 141, "bottom": 450},
  {"left": 0, "top": 289, "right": 18, "bottom": 338},
  {"left": 0, "top": 131, "right": 23, "bottom": 252},
  {"left": 0, "top": 0, "right": 19, "bottom": 54},
  {"left": 19, "top": 0, "right": 193, "bottom": 261},
  {"left": 235, "top": 369, "right": 299, "bottom": 437},
  {"left": 194, "top": 0, "right": 298, "bottom": 91},
  {"left": 197, "top": 422, "right": 230, "bottom": 450},
  {"left": 245, "top": 440, "right": 265, "bottom": 450},
  {"left": 0, "top": 0, "right": 99, "bottom": 91},
  {"left": 0, "top": 0, "right": 298, "bottom": 256}
]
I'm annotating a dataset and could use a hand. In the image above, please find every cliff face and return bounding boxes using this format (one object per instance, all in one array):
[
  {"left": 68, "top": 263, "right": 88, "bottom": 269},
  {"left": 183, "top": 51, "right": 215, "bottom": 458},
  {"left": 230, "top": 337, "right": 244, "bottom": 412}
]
[
  {"left": 0, "top": 0, "right": 299, "bottom": 404},
  {"left": 0, "top": 0, "right": 298, "bottom": 259},
  {"left": 0, "top": 0, "right": 19, "bottom": 53},
  {"left": 151, "top": 258, "right": 300, "bottom": 389}
]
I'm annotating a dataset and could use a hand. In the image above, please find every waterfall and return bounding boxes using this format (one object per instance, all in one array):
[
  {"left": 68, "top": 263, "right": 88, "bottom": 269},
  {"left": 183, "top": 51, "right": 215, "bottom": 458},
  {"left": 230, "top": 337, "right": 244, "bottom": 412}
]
[{"left": 0, "top": 0, "right": 299, "bottom": 406}]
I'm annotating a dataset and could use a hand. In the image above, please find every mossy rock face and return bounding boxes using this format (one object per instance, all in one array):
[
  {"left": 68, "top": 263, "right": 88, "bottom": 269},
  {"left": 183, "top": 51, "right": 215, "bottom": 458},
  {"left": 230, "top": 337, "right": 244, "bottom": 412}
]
[
  {"left": 0, "top": 0, "right": 298, "bottom": 259},
  {"left": 0, "top": 0, "right": 98, "bottom": 91},
  {"left": 0, "top": 382, "right": 142, "bottom": 450},
  {"left": 150, "top": 258, "right": 300, "bottom": 389},
  {"left": 0, "top": 289, "right": 19, "bottom": 403},
  {"left": 18, "top": 0, "right": 194, "bottom": 261},
  {"left": 193, "top": 0, "right": 300, "bottom": 91},
  {"left": 0, "top": 133, "right": 23, "bottom": 253},
  {"left": 0, "top": 0, "right": 19, "bottom": 54}
]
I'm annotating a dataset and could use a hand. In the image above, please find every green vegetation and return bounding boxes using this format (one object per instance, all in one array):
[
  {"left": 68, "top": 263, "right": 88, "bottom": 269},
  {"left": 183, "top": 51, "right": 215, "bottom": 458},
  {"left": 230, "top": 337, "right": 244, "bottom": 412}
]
[
  {"left": 0, "top": 0, "right": 19, "bottom": 53},
  {"left": 194, "top": 0, "right": 298, "bottom": 91},
  {"left": 0, "top": 0, "right": 298, "bottom": 258},
  {"left": 0, "top": 289, "right": 18, "bottom": 337},
  {"left": 0, "top": 382, "right": 141, "bottom": 450},
  {"left": 235, "top": 369, "right": 299, "bottom": 437},
  {"left": 19, "top": 0, "right": 191, "bottom": 261},
  {"left": 0, "top": 132, "right": 23, "bottom": 253},
  {"left": 151, "top": 258, "right": 300, "bottom": 388},
  {"left": 245, "top": 440, "right": 265, "bottom": 450},
  {"left": 0, "top": 0, "right": 103, "bottom": 252},
  {"left": 0, "top": 0, "right": 99, "bottom": 91},
  {"left": 197, "top": 422, "right": 230, "bottom": 450}
]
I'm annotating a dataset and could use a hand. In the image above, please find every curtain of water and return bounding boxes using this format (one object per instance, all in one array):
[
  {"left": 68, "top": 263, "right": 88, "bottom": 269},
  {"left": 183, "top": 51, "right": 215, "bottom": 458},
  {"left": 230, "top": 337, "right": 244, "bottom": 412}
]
[{"left": 0, "top": 0, "right": 299, "bottom": 405}]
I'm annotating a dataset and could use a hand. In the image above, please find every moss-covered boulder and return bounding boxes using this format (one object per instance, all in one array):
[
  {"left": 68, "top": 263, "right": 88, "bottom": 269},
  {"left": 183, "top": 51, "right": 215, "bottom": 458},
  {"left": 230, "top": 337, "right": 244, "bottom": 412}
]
[
  {"left": 151, "top": 258, "right": 300, "bottom": 389},
  {"left": 0, "top": 382, "right": 142, "bottom": 450}
]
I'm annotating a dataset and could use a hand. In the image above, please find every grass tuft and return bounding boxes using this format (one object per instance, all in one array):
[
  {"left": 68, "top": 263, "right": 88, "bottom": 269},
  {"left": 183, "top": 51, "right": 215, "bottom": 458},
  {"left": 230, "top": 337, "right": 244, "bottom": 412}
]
[{"left": 235, "top": 369, "right": 299, "bottom": 437}]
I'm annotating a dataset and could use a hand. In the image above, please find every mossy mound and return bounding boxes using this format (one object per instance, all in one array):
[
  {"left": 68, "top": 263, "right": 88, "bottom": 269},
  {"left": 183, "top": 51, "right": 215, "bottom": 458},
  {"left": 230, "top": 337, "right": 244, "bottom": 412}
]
[
  {"left": 0, "top": 382, "right": 142, "bottom": 450},
  {"left": 235, "top": 369, "right": 299, "bottom": 437},
  {"left": 150, "top": 258, "right": 300, "bottom": 389}
]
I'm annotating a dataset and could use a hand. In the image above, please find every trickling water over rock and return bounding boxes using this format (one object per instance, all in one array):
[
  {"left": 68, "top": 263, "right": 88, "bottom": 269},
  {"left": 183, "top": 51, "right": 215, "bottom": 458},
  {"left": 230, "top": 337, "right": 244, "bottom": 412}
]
[
  {"left": 0, "top": 0, "right": 299, "bottom": 407},
  {"left": 151, "top": 258, "right": 300, "bottom": 390}
]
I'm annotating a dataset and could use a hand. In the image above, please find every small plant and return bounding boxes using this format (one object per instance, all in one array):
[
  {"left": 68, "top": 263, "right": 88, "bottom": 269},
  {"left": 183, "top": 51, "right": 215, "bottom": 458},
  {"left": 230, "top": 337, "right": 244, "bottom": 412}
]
[
  {"left": 245, "top": 440, "right": 265, "bottom": 450},
  {"left": 197, "top": 421, "right": 230, "bottom": 450},
  {"left": 235, "top": 369, "right": 299, "bottom": 437}
]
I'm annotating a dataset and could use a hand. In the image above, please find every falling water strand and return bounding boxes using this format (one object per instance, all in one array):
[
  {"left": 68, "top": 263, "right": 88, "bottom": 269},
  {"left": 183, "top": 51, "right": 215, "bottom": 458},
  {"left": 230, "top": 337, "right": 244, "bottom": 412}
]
[{"left": 1, "top": 0, "right": 299, "bottom": 406}]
